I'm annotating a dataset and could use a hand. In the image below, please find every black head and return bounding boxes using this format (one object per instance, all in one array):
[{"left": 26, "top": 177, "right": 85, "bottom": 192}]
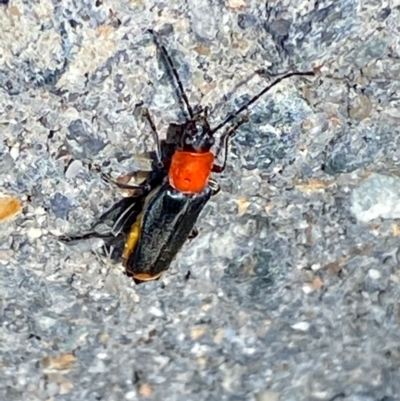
[
  {"left": 180, "top": 111, "right": 215, "bottom": 153},
  {"left": 158, "top": 109, "right": 215, "bottom": 170}
]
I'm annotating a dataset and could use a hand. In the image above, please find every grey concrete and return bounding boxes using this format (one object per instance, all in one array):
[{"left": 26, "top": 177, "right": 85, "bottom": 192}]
[{"left": 1, "top": 1, "right": 399, "bottom": 400}]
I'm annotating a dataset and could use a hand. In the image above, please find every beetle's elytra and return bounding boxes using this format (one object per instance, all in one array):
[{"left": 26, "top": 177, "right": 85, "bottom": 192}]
[{"left": 60, "top": 30, "right": 315, "bottom": 283}]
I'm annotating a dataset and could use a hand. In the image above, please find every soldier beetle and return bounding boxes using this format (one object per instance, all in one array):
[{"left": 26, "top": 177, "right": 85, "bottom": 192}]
[{"left": 60, "top": 30, "right": 314, "bottom": 283}]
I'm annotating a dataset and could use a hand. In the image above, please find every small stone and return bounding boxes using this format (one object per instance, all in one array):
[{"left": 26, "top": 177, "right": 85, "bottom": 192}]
[
  {"left": 138, "top": 383, "right": 153, "bottom": 398},
  {"left": 237, "top": 13, "right": 257, "bottom": 29},
  {"left": 99, "top": 332, "right": 110, "bottom": 344},
  {"left": 213, "top": 328, "right": 225, "bottom": 344},
  {"left": 227, "top": 0, "right": 247, "bottom": 9},
  {"left": 291, "top": 321, "right": 310, "bottom": 332},
  {"left": 97, "top": 24, "right": 114, "bottom": 38},
  {"left": 392, "top": 223, "right": 400, "bottom": 236},
  {"left": 9, "top": 146, "right": 19, "bottom": 160},
  {"left": 312, "top": 277, "right": 324, "bottom": 290},
  {"left": 302, "top": 278, "right": 324, "bottom": 294},
  {"left": 125, "top": 390, "right": 137, "bottom": 400},
  {"left": 197, "top": 356, "right": 207, "bottom": 369},
  {"left": 0, "top": 195, "right": 22, "bottom": 223},
  {"left": 27, "top": 227, "right": 43, "bottom": 239},
  {"left": 8, "top": 5, "right": 22, "bottom": 17},
  {"left": 65, "top": 160, "right": 83, "bottom": 179},
  {"left": 368, "top": 269, "right": 381, "bottom": 280},
  {"left": 59, "top": 381, "right": 74, "bottom": 395},
  {"left": 34, "top": 206, "right": 47, "bottom": 216},
  {"left": 255, "top": 390, "right": 279, "bottom": 401},
  {"left": 295, "top": 263, "right": 307, "bottom": 270},
  {"left": 236, "top": 197, "right": 250, "bottom": 216},
  {"left": 191, "top": 326, "right": 208, "bottom": 340},
  {"left": 351, "top": 173, "right": 400, "bottom": 222},
  {"left": 302, "top": 284, "right": 313, "bottom": 294},
  {"left": 148, "top": 306, "right": 163, "bottom": 317},
  {"left": 311, "top": 263, "right": 321, "bottom": 271},
  {"left": 349, "top": 94, "right": 373, "bottom": 120},
  {"left": 194, "top": 44, "right": 211, "bottom": 56},
  {"left": 49, "top": 193, "right": 70, "bottom": 220},
  {"left": 42, "top": 354, "right": 76, "bottom": 370},
  {"left": 295, "top": 179, "right": 331, "bottom": 193},
  {"left": 201, "top": 303, "right": 212, "bottom": 312}
]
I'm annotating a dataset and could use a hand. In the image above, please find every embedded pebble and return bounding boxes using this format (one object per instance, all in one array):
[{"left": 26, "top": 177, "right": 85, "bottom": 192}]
[
  {"left": 65, "top": 160, "right": 83, "bottom": 179},
  {"left": 49, "top": 193, "right": 71, "bottom": 220},
  {"left": 26, "top": 227, "right": 43, "bottom": 239},
  {"left": 348, "top": 94, "right": 373, "bottom": 120},
  {"left": 291, "top": 322, "right": 310, "bottom": 332},
  {"left": 59, "top": 381, "right": 74, "bottom": 395},
  {"left": 351, "top": 173, "right": 400, "bottom": 223},
  {"left": 302, "top": 284, "right": 313, "bottom": 294},
  {"left": 368, "top": 269, "right": 381, "bottom": 280},
  {"left": 9, "top": 146, "right": 20, "bottom": 160},
  {"left": 138, "top": 383, "right": 153, "bottom": 397},
  {"left": 125, "top": 390, "right": 137, "bottom": 400},
  {"left": 255, "top": 390, "right": 279, "bottom": 401},
  {"left": 0, "top": 195, "right": 22, "bottom": 222},
  {"left": 191, "top": 326, "right": 208, "bottom": 340}
]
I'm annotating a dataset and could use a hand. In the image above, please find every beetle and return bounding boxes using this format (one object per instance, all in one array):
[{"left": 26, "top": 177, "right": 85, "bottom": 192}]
[{"left": 60, "top": 30, "right": 315, "bottom": 283}]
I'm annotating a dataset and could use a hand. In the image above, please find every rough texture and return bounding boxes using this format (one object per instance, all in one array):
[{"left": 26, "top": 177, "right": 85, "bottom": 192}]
[{"left": 1, "top": 1, "right": 400, "bottom": 400}]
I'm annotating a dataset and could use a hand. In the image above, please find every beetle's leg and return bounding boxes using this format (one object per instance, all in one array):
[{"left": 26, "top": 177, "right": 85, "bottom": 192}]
[
  {"left": 212, "top": 115, "right": 249, "bottom": 173},
  {"left": 91, "top": 164, "right": 150, "bottom": 195},
  {"left": 110, "top": 200, "right": 142, "bottom": 237},
  {"left": 141, "top": 108, "right": 163, "bottom": 165},
  {"left": 101, "top": 173, "right": 151, "bottom": 195},
  {"left": 58, "top": 231, "right": 112, "bottom": 243},
  {"left": 208, "top": 179, "right": 221, "bottom": 196},
  {"left": 188, "top": 227, "right": 199, "bottom": 241},
  {"left": 101, "top": 233, "right": 127, "bottom": 263}
]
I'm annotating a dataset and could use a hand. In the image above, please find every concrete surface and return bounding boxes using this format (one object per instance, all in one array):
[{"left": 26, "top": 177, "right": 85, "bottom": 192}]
[{"left": 1, "top": 0, "right": 400, "bottom": 400}]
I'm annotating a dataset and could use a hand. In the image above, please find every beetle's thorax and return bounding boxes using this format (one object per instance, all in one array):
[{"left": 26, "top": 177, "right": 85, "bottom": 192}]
[
  {"left": 168, "top": 150, "right": 214, "bottom": 194},
  {"left": 167, "top": 114, "right": 216, "bottom": 193}
]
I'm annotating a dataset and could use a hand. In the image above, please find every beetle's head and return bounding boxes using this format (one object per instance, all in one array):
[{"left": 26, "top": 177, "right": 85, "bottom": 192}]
[{"left": 180, "top": 109, "right": 215, "bottom": 153}]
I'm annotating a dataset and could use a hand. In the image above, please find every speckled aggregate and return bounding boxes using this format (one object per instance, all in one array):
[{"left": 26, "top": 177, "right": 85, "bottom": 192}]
[{"left": 1, "top": 1, "right": 400, "bottom": 400}]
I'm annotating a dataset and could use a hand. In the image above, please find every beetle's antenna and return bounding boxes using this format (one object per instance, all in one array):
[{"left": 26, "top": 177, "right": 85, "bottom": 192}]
[
  {"left": 211, "top": 70, "right": 315, "bottom": 135},
  {"left": 147, "top": 29, "right": 194, "bottom": 119}
]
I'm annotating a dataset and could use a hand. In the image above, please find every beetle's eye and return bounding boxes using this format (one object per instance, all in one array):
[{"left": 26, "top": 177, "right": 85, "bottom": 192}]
[{"left": 196, "top": 123, "right": 204, "bottom": 136}]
